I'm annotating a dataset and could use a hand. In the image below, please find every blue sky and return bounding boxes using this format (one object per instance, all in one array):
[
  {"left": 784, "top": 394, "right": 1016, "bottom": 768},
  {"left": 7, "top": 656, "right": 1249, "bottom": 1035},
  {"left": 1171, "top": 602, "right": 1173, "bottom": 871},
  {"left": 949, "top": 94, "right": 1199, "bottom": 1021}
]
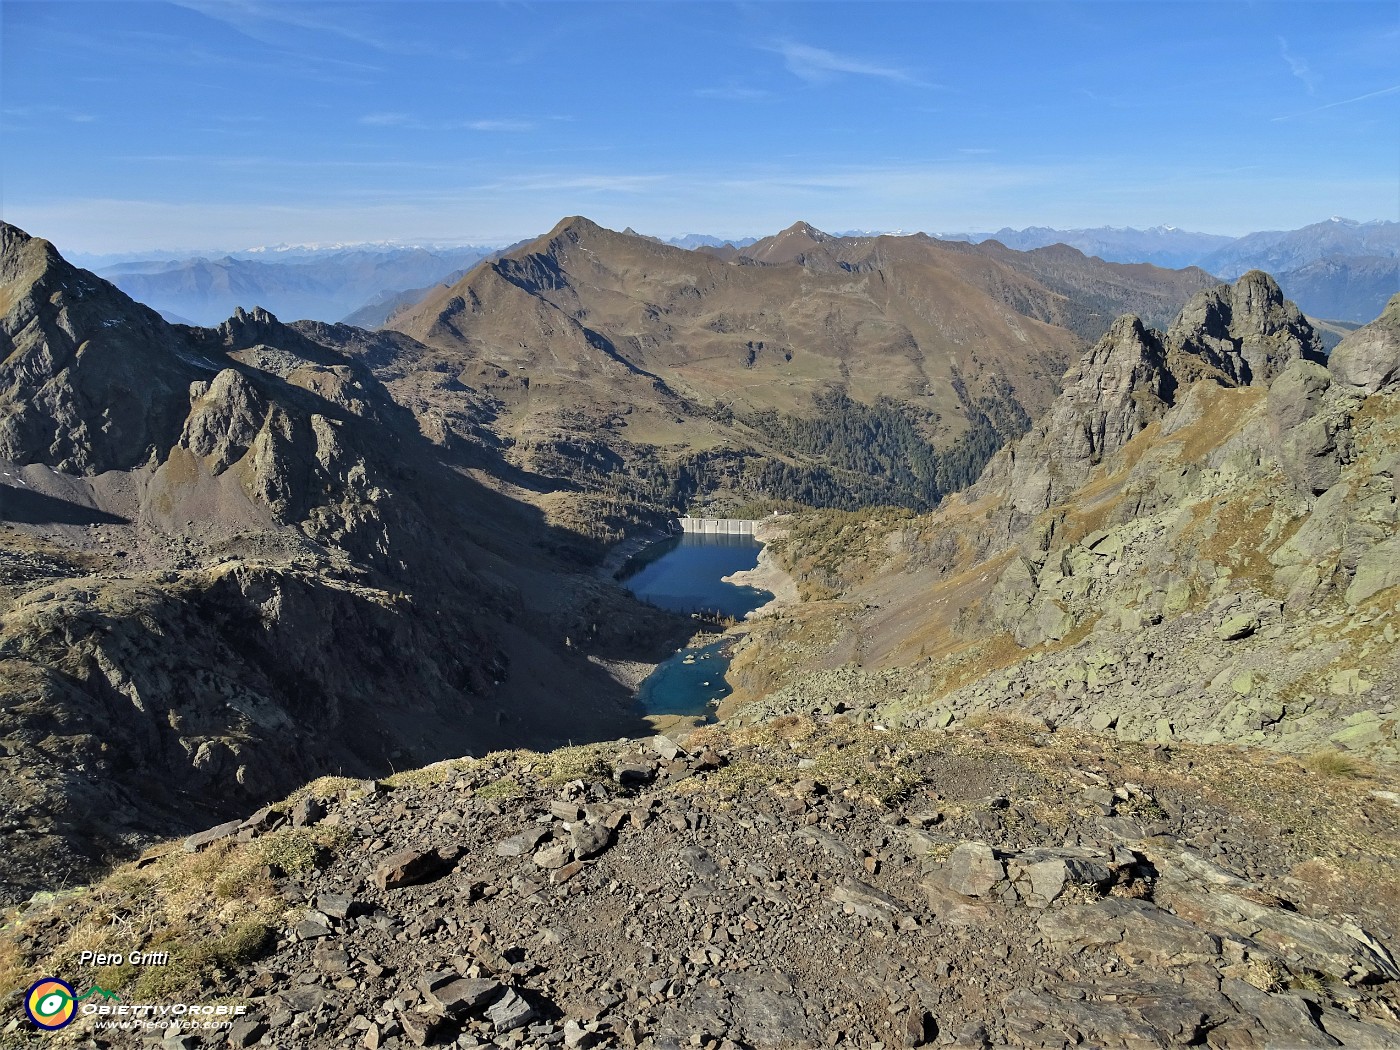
[{"left": 2, "top": 1, "right": 1397, "bottom": 253}]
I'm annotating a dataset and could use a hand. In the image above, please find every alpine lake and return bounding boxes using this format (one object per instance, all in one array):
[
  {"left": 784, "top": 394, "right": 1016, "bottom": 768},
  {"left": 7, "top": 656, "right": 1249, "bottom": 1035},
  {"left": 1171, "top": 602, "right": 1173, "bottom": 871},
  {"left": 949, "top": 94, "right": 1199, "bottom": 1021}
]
[{"left": 618, "top": 533, "right": 773, "bottom": 720}]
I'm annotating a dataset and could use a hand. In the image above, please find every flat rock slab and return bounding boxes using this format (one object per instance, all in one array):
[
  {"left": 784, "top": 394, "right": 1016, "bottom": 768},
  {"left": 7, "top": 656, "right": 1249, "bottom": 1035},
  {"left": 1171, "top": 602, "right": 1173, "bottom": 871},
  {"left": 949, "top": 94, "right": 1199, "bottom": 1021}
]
[
  {"left": 942, "top": 841, "right": 1005, "bottom": 897},
  {"left": 316, "top": 892, "right": 358, "bottom": 919},
  {"left": 496, "top": 827, "right": 550, "bottom": 858},
  {"left": 723, "top": 970, "right": 828, "bottom": 1049},
  {"left": 796, "top": 826, "right": 858, "bottom": 864},
  {"left": 923, "top": 877, "right": 999, "bottom": 926},
  {"left": 1038, "top": 897, "right": 1220, "bottom": 968},
  {"left": 486, "top": 988, "right": 536, "bottom": 1032},
  {"left": 183, "top": 819, "right": 242, "bottom": 852},
  {"left": 423, "top": 977, "right": 500, "bottom": 1017},
  {"left": 1161, "top": 879, "right": 1400, "bottom": 982},
  {"left": 830, "top": 878, "right": 906, "bottom": 920},
  {"left": 374, "top": 847, "right": 456, "bottom": 890}
]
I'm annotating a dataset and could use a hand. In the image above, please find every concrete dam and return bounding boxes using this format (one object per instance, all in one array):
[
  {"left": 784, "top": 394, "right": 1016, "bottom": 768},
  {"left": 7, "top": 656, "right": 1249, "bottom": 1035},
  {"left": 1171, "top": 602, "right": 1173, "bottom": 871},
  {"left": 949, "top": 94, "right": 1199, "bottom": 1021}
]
[{"left": 675, "top": 517, "right": 759, "bottom": 536}]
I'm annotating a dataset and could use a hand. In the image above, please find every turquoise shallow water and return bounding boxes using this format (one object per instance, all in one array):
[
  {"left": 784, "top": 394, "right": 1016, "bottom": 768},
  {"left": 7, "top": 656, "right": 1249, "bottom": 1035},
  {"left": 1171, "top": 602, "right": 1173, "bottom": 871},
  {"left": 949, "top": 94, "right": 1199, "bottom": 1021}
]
[
  {"left": 621, "top": 533, "right": 773, "bottom": 718},
  {"left": 635, "top": 639, "right": 734, "bottom": 718}
]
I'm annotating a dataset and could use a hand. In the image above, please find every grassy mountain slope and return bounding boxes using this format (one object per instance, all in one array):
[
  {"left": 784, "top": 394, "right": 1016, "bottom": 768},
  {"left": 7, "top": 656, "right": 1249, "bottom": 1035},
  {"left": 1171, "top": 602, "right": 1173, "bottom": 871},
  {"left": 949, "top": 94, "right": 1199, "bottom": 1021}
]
[
  {"left": 385, "top": 217, "right": 1216, "bottom": 525},
  {"left": 729, "top": 278, "right": 1399, "bottom": 774}
]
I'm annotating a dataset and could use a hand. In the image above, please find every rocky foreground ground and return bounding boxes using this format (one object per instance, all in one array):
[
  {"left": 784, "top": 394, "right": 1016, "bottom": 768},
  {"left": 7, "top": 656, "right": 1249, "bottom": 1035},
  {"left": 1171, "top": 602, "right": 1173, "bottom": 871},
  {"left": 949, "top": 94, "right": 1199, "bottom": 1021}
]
[{"left": 4, "top": 717, "right": 1399, "bottom": 1049}]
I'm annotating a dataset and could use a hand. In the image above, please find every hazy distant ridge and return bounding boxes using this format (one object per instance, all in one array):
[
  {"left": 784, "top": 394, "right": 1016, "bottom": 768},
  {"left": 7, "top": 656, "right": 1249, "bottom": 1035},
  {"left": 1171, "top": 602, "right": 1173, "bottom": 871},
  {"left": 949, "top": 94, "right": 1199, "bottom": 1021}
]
[
  {"left": 92, "top": 245, "right": 494, "bottom": 326},
  {"left": 940, "top": 218, "right": 1400, "bottom": 322},
  {"left": 90, "top": 218, "right": 1398, "bottom": 328}
]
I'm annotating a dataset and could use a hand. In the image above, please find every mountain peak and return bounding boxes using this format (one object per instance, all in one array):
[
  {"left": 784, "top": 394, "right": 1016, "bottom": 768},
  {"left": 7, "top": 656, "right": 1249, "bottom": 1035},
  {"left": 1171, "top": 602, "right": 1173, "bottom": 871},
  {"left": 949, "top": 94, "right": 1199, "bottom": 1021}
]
[
  {"left": 1, "top": 220, "right": 67, "bottom": 289},
  {"left": 779, "top": 220, "right": 830, "bottom": 240},
  {"left": 0, "top": 222, "right": 206, "bottom": 473},
  {"left": 1169, "top": 270, "right": 1320, "bottom": 385},
  {"left": 546, "top": 215, "right": 608, "bottom": 240}
]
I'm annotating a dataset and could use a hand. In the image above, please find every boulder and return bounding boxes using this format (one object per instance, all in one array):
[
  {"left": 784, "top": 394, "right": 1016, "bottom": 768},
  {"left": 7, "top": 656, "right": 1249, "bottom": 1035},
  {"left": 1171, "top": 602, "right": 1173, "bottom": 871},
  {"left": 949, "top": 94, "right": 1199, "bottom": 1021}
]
[
  {"left": 1269, "top": 360, "right": 1347, "bottom": 494},
  {"left": 421, "top": 976, "right": 499, "bottom": 1017},
  {"left": 1328, "top": 292, "right": 1400, "bottom": 394},
  {"left": 486, "top": 988, "right": 536, "bottom": 1033},
  {"left": 1006, "top": 849, "right": 1117, "bottom": 908},
  {"left": 569, "top": 822, "right": 613, "bottom": 859},
  {"left": 373, "top": 847, "right": 456, "bottom": 890},
  {"left": 496, "top": 827, "right": 551, "bottom": 857},
  {"left": 1346, "top": 535, "right": 1400, "bottom": 607},
  {"left": 183, "top": 819, "right": 242, "bottom": 852},
  {"left": 397, "top": 1009, "right": 443, "bottom": 1047},
  {"left": 1015, "top": 600, "right": 1076, "bottom": 648},
  {"left": 1215, "top": 614, "right": 1259, "bottom": 641},
  {"left": 533, "top": 843, "right": 571, "bottom": 869},
  {"left": 940, "top": 842, "right": 1004, "bottom": 898},
  {"left": 612, "top": 753, "right": 656, "bottom": 787},
  {"left": 1268, "top": 359, "right": 1332, "bottom": 431},
  {"left": 290, "top": 796, "right": 325, "bottom": 828}
]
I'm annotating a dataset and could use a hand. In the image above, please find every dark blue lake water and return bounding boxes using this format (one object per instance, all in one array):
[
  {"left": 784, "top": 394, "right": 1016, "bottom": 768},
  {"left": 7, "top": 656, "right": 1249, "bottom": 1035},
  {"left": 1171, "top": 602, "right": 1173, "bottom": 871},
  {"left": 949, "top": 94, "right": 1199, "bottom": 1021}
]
[
  {"left": 621, "top": 533, "right": 773, "bottom": 718},
  {"left": 620, "top": 533, "right": 770, "bottom": 619}
]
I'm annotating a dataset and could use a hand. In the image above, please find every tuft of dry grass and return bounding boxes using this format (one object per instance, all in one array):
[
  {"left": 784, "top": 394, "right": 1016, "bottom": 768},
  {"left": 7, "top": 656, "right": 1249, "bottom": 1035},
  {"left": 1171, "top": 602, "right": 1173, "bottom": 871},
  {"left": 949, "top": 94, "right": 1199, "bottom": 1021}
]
[
  {"left": 0, "top": 813, "right": 351, "bottom": 1023},
  {"left": 1303, "top": 748, "right": 1373, "bottom": 780}
]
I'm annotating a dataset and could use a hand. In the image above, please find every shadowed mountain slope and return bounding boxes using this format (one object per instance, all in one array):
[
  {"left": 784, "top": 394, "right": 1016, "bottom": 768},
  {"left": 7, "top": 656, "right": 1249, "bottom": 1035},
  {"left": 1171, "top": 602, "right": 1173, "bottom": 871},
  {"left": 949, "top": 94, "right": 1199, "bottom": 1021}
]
[{"left": 0, "top": 223, "right": 678, "bottom": 903}]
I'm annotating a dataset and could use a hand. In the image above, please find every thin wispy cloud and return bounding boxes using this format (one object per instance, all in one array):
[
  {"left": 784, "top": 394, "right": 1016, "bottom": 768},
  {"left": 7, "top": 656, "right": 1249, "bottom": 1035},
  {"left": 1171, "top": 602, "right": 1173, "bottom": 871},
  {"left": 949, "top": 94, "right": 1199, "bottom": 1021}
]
[
  {"left": 769, "top": 41, "right": 935, "bottom": 88},
  {"left": 1272, "top": 83, "right": 1400, "bottom": 121},
  {"left": 466, "top": 119, "right": 535, "bottom": 132},
  {"left": 482, "top": 174, "right": 670, "bottom": 195},
  {"left": 360, "top": 113, "right": 535, "bottom": 132},
  {"left": 38, "top": 22, "right": 382, "bottom": 86},
  {"left": 169, "top": 0, "right": 465, "bottom": 59},
  {"left": 112, "top": 153, "right": 460, "bottom": 173},
  {"left": 1, "top": 104, "right": 97, "bottom": 125},
  {"left": 694, "top": 85, "right": 771, "bottom": 101},
  {"left": 1077, "top": 88, "right": 1135, "bottom": 110},
  {"left": 1278, "top": 37, "right": 1319, "bottom": 95}
]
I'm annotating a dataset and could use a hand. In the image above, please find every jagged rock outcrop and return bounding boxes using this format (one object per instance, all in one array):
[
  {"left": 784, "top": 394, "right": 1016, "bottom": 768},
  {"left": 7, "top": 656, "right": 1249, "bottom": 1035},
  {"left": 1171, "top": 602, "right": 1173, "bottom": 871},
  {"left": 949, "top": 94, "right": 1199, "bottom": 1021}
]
[
  {"left": 1268, "top": 360, "right": 1346, "bottom": 495},
  {"left": 181, "top": 368, "right": 268, "bottom": 474},
  {"left": 1167, "top": 269, "right": 1323, "bottom": 385},
  {"left": 984, "top": 314, "right": 1175, "bottom": 530},
  {"left": 1263, "top": 293, "right": 1396, "bottom": 498},
  {"left": 736, "top": 276, "right": 1399, "bottom": 766},
  {"left": 0, "top": 222, "right": 211, "bottom": 472},
  {"left": 971, "top": 272, "right": 1333, "bottom": 559},
  {"left": 975, "top": 272, "right": 1317, "bottom": 550},
  {"left": 219, "top": 304, "right": 297, "bottom": 345}
]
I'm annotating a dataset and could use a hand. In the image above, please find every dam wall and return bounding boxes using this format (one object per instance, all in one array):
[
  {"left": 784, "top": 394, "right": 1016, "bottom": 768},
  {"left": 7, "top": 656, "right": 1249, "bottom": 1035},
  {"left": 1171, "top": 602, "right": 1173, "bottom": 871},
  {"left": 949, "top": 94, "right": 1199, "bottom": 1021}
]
[{"left": 675, "top": 517, "right": 759, "bottom": 536}]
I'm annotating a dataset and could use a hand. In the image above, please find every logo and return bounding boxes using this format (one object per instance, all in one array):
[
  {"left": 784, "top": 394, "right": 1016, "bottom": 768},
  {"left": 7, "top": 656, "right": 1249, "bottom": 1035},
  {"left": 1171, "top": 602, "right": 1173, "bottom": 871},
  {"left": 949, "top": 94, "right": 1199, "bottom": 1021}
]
[
  {"left": 25, "top": 979, "right": 76, "bottom": 1030},
  {"left": 23, "top": 978, "right": 120, "bottom": 1031}
]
